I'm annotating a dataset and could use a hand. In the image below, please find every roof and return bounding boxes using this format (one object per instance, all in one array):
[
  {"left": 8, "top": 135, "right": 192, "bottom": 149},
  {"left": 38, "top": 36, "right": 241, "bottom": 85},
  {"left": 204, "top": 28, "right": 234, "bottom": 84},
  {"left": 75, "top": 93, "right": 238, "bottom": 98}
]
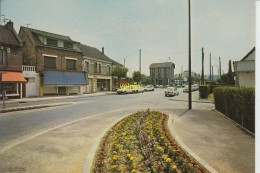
[
  {"left": 241, "top": 47, "right": 255, "bottom": 61},
  {"left": 20, "top": 26, "right": 81, "bottom": 52},
  {"left": 76, "top": 43, "right": 122, "bottom": 66},
  {"left": 149, "top": 62, "right": 175, "bottom": 68},
  {"left": 0, "top": 21, "right": 22, "bottom": 46}
]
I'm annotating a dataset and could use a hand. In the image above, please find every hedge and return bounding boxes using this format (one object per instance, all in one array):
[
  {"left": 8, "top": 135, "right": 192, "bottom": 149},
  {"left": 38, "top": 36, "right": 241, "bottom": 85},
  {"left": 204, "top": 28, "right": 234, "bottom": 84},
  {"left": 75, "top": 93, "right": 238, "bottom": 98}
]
[{"left": 213, "top": 86, "right": 255, "bottom": 133}]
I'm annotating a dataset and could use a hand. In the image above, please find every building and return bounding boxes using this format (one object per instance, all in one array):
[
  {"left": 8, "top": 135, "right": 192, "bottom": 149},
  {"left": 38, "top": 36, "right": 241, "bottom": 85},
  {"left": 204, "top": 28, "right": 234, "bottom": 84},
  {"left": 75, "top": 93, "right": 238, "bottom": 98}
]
[
  {"left": 0, "top": 21, "right": 27, "bottom": 98},
  {"left": 149, "top": 62, "right": 175, "bottom": 86},
  {"left": 19, "top": 27, "right": 87, "bottom": 96},
  {"left": 233, "top": 47, "right": 255, "bottom": 87},
  {"left": 76, "top": 43, "right": 122, "bottom": 93}
]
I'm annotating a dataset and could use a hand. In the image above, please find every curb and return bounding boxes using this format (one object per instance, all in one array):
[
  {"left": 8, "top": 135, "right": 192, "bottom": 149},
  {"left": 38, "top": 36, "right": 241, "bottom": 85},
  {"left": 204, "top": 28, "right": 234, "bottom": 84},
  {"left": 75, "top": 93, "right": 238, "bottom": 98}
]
[
  {"left": 82, "top": 114, "right": 129, "bottom": 173},
  {"left": 167, "top": 114, "right": 219, "bottom": 173},
  {"left": 0, "top": 102, "right": 72, "bottom": 113}
]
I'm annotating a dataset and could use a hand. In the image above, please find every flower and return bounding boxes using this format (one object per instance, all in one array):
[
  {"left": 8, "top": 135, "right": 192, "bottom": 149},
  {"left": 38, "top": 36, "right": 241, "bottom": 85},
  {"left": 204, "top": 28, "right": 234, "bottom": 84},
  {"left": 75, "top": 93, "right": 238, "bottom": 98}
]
[
  {"left": 130, "top": 156, "right": 134, "bottom": 161},
  {"left": 127, "top": 154, "right": 131, "bottom": 158},
  {"left": 166, "top": 158, "right": 172, "bottom": 163},
  {"left": 132, "top": 169, "right": 137, "bottom": 173},
  {"left": 172, "top": 164, "right": 177, "bottom": 169},
  {"left": 113, "top": 155, "right": 118, "bottom": 160},
  {"left": 111, "top": 165, "right": 118, "bottom": 169}
]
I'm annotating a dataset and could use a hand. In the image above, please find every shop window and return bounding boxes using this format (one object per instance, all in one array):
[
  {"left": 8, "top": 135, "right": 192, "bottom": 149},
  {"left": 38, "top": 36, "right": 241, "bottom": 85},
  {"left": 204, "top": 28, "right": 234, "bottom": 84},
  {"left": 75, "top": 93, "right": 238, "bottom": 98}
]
[
  {"left": 84, "top": 61, "right": 89, "bottom": 72},
  {"left": 64, "top": 42, "right": 73, "bottom": 49}
]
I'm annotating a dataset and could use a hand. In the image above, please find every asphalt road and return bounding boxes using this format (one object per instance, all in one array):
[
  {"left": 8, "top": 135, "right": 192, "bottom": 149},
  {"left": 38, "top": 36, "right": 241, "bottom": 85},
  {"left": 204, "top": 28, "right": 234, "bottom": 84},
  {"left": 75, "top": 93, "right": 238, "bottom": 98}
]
[{"left": 0, "top": 88, "right": 214, "bottom": 173}]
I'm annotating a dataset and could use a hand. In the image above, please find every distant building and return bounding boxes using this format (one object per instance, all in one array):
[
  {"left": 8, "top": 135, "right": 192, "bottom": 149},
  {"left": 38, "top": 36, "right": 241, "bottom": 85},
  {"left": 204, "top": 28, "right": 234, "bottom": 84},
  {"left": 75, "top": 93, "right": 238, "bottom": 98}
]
[
  {"left": 233, "top": 47, "right": 255, "bottom": 87},
  {"left": 0, "top": 21, "right": 27, "bottom": 98},
  {"left": 149, "top": 62, "right": 175, "bottom": 86}
]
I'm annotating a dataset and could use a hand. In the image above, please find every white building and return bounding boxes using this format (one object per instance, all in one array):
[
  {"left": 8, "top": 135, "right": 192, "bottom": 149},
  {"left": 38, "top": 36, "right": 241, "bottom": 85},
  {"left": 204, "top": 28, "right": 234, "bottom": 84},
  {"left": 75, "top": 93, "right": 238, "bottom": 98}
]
[{"left": 233, "top": 47, "right": 255, "bottom": 87}]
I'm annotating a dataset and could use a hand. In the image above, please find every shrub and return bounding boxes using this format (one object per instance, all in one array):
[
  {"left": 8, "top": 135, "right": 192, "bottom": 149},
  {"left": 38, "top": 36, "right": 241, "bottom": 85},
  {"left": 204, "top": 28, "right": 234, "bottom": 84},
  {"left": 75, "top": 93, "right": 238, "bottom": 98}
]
[{"left": 213, "top": 87, "right": 255, "bottom": 133}]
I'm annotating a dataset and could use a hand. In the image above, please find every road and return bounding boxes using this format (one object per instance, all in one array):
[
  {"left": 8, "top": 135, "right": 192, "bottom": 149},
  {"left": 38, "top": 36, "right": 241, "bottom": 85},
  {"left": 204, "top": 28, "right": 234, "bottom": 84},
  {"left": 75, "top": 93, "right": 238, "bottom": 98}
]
[{"left": 0, "top": 88, "right": 214, "bottom": 173}]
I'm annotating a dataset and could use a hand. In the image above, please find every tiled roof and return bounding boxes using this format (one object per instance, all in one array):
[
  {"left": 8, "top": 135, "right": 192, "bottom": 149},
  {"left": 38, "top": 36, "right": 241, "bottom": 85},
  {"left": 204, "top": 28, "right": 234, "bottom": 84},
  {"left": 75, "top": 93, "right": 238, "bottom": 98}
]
[
  {"left": 241, "top": 47, "right": 255, "bottom": 61},
  {"left": 0, "top": 21, "right": 22, "bottom": 46},
  {"left": 150, "top": 62, "right": 175, "bottom": 68},
  {"left": 76, "top": 43, "right": 122, "bottom": 66},
  {"left": 20, "top": 27, "right": 81, "bottom": 52}
]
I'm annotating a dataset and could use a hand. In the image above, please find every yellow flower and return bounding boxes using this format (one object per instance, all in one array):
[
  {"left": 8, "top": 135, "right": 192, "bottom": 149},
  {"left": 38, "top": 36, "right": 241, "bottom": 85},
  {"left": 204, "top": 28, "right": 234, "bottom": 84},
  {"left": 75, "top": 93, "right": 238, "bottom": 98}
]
[
  {"left": 132, "top": 169, "right": 137, "bottom": 173},
  {"left": 122, "top": 132, "right": 127, "bottom": 136},
  {"left": 127, "top": 154, "right": 131, "bottom": 158},
  {"left": 111, "top": 165, "right": 118, "bottom": 169},
  {"left": 113, "top": 155, "right": 118, "bottom": 160},
  {"left": 172, "top": 164, "right": 177, "bottom": 169},
  {"left": 130, "top": 156, "right": 134, "bottom": 161},
  {"left": 166, "top": 158, "right": 172, "bottom": 163}
]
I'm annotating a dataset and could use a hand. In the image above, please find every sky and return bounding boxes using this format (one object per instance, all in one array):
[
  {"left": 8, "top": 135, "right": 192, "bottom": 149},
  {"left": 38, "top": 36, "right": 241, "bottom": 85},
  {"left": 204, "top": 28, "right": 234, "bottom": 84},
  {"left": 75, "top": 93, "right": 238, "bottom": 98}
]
[{"left": 0, "top": 0, "right": 255, "bottom": 76}]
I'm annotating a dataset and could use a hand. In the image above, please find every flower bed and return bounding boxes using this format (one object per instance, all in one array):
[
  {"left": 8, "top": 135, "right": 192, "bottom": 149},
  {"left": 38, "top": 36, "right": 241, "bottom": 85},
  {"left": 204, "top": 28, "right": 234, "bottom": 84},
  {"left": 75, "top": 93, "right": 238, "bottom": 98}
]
[{"left": 92, "top": 109, "right": 209, "bottom": 173}]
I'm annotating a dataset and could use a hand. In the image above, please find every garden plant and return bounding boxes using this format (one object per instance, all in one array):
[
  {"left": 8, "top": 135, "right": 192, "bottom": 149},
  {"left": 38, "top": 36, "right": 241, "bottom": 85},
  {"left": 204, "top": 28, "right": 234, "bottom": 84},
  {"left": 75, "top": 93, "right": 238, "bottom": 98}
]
[{"left": 92, "top": 109, "right": 208, "bottom": 173}]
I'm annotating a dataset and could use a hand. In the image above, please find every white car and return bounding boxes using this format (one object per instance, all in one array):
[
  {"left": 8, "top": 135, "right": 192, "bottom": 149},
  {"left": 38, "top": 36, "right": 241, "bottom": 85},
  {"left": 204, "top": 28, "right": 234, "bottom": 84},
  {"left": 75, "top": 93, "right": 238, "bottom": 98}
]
[
  {"left": 144, "top": 85, "right": 154, "bottom": 91},
  {"left": 165, "top": 87, "right": 179, "bottom": 97},
  {"left": 117, "top": 88, "right": 134, "bottom": 94}
]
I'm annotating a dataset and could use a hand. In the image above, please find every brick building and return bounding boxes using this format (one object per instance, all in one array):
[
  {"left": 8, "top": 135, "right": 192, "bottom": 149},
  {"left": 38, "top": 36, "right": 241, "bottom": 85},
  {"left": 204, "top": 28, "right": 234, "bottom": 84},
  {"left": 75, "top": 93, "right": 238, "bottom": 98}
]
[
  {"left": 19, "top": 27, "right": 87, "bottom": 96},
  {"left": 76, "top": 43, "right": 122, "bottom": 93},
  {"left": 0, "top": 21, "right": 26, "bottom": 98}
]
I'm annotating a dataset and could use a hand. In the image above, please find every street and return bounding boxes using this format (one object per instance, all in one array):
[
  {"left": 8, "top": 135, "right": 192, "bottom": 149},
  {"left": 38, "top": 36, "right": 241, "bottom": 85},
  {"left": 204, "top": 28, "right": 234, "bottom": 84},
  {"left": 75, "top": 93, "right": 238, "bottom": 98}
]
[{"left": 0, "top": 88, "right": 214, "bottom": 172}]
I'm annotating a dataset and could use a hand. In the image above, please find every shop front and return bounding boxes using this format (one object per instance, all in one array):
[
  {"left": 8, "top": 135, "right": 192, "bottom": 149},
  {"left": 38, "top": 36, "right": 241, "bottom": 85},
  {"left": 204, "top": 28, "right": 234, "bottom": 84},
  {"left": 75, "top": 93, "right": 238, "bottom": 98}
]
[
  {"left": 41, "top": 71, "right": 88, "bottom": 96},
  {"left": 0, "top": 71, "right": 27, "bottom": 98}
]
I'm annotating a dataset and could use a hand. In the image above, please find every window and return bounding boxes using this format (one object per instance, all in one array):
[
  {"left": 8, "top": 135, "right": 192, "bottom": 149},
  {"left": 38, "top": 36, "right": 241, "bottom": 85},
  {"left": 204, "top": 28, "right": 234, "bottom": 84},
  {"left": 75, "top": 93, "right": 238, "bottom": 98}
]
[
  {"left": 47, "top": 38, "right": 58, "bottom": 46},
  {"left": 95, "top": 63, "right": 101, "bottom": 73},
  {"left": 64, "top": 42, "right": 73, "bottom": 49},
  {"left": 67, "top": 59, "right": 76, "bottom": 70},
  {"left": 84, "top": 61, "right": 89, "bottom": 72},
  {"left": 0, "top": 49, "right": 7, "bottom": 66},
  {"left": 107, "top": 65, "right": 111, "bottom": 74},
  {"left": 44, "top": 56, "right": 56, "bottom": 69}
]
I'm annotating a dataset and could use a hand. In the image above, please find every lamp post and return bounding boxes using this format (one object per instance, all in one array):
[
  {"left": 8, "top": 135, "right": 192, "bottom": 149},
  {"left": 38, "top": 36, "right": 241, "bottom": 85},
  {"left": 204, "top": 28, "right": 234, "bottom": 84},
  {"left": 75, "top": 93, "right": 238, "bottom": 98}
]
[{"left": 188, "top": 0, "right": 192, "bottom": 109}]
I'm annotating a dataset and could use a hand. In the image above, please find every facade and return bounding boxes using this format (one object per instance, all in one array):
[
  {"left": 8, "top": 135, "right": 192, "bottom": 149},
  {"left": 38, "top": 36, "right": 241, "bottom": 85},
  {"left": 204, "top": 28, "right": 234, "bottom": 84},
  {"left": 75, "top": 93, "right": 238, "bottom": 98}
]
[
  {"left": 0, "top": 21, "right": 27, "bottom": 98},
  {"left": 233, "top": 47, "right": 255, "bottom": 87},
  {"left": 19, "top": 27, "right": 87, "bottom": 96},
  {"left": 76, "top": 43, "right": 122, "bottom": 93},
  {"left": 149, "top": 62, "right": 175, "bottom": 86}
]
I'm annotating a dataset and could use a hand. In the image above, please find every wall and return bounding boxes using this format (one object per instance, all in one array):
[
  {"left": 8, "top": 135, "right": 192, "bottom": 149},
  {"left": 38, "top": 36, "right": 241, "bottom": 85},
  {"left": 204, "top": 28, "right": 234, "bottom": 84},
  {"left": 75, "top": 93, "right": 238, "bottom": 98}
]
[{"left": 238, "top": 72, "right": 255, "bottom": 87}]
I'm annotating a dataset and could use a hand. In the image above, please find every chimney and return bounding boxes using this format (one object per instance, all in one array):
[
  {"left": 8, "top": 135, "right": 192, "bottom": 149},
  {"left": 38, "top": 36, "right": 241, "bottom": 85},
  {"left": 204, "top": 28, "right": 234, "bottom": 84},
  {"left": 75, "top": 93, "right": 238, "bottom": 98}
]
[
  {"left": 102, "top": 47, "right": 104, "bottom": 54},
  {"left": 6, "top": 20, "right": 14, "bottom": 30}
]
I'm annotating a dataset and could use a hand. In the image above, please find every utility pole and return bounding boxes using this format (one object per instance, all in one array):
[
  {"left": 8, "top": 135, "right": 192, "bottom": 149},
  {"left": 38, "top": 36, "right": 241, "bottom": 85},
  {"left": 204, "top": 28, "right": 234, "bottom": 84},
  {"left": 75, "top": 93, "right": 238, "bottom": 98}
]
[
  {"left": 209, "top": 53, "right": 211, "bottom": 81},
  {"left": 188, "top": 0, "right": 192, "bottom": 109},
  {"left": 124, "top": 58, "right": 125, "bottom": 67},
  {"left": 201, "top": 47, "right": 204, "bottom": 85},
  {"left": 212, "top": 66, "right": 214, "bottom": 81},
  {"left": 219, "top": 57, "right": 222, "bottom": 77},
  {"left": 139, "top": 49, "right": 141, "bottom": 73}
]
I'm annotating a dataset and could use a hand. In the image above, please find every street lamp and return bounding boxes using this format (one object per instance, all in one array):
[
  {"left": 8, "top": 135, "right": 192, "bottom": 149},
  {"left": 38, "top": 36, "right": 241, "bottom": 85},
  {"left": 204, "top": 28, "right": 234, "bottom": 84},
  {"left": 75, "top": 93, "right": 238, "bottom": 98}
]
[{"left": 188, "top": 0, "right": 192, "bottom": 109}]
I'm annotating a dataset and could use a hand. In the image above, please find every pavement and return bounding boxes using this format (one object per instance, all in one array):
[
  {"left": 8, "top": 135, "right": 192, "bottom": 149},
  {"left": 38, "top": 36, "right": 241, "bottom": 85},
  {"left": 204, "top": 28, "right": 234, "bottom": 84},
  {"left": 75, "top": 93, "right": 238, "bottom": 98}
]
[{"left": 0, "top": 93, "right": 255, "bottom": 173}]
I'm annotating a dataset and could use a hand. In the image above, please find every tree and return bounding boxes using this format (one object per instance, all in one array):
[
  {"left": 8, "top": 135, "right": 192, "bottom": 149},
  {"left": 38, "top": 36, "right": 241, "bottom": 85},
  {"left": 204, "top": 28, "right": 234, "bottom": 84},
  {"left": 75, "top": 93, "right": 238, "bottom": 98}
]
[
  {"left": 132, "top": 71, "right": 142, "bottom": 84},
  {"left": 141, "top": 74, "right": 152, "bottom": 85},
  {"left": 220, "top": 60, "right": 235, "bottom": 85},
  {"left": 112, "top": 66, "right": 128, "bottom": 87}
]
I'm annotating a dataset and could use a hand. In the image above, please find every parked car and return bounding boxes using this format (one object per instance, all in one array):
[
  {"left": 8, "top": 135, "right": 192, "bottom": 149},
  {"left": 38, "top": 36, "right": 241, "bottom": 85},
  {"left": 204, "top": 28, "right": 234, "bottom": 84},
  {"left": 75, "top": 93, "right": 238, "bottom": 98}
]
[
  {"left": 137, "top": 87, "right": 145, "bottom": 93},
  {"left": 165, "top": 87, "right": 179, "bottom": 97},
  {"left": 192, "top": 84, "right": 199, "bottom": 91},
  {"left": 117, "top": 88, "right": 134, "bottom": 94},
  {"left": 183, "top": 85, "right": 190, "bottom": 93},
  {"left": 144, "top": 85, "right": 154, "bottom": 91}
]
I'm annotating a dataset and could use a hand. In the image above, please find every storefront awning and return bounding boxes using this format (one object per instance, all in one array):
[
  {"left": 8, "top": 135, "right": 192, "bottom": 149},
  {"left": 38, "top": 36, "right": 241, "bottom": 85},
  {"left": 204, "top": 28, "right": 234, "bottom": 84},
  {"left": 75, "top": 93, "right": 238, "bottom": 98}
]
[
  {"left": 0, "top": 71, "right": 27, "bottom": 83},
  {"left": 43, "top": 71, "right": 87, "bottom": 86}
]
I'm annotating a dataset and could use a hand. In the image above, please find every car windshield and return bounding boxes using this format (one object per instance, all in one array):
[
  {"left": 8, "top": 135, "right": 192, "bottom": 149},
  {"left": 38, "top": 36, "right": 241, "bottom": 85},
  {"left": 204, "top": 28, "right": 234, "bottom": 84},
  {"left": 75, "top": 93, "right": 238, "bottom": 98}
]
[{"left": 166, "top": 87, "right": 175, "bottom": 91}]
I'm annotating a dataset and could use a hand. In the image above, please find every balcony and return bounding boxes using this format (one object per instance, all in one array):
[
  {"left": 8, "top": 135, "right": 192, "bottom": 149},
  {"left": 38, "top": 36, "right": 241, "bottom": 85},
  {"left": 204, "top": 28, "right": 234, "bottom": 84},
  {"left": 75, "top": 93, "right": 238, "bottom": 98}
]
[{"left": 22, "top": 65, "right": 37, "bottom": 78}]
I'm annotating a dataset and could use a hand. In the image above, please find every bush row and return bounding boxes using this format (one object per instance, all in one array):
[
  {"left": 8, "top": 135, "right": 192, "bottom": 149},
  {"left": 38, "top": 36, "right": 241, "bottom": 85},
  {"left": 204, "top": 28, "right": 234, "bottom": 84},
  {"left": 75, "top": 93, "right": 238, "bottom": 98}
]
[{"left": 214, "top": 87, "right": 255, "bottom": 133}]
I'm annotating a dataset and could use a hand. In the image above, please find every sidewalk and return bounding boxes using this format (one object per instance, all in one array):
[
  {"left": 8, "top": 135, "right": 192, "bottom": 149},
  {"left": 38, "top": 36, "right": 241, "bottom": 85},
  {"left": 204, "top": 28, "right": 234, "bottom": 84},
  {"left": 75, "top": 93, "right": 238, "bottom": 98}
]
[{"left": 169, "top": 109, "right": 255, "bottom": 173}]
